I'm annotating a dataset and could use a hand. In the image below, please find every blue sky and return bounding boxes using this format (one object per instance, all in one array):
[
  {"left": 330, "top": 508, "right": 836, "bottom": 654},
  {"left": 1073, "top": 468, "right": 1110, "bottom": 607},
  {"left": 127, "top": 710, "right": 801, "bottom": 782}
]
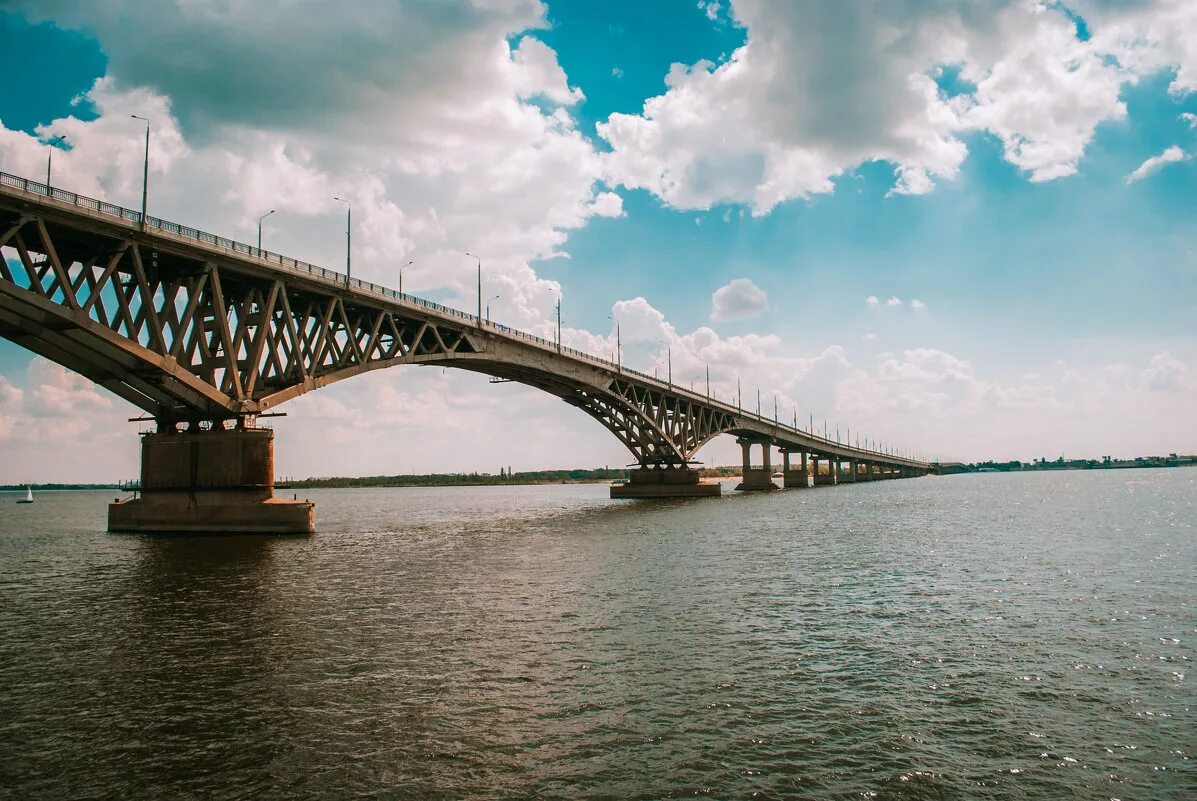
[{"left": 1, "top": 1, "right": 1195, "bottom": 480}]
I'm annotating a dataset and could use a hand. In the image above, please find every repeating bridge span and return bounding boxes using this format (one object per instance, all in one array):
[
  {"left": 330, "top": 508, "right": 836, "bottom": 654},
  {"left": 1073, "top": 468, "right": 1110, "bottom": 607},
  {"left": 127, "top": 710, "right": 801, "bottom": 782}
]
[{"left": 0, "top": 171, "right": 927, "bottom": 476}]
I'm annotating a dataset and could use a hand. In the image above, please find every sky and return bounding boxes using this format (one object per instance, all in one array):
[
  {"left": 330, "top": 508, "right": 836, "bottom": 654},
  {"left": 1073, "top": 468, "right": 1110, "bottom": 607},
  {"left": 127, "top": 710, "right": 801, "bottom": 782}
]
[{"left": 0, "top": 0, "right": 1195, "bottom": 482}]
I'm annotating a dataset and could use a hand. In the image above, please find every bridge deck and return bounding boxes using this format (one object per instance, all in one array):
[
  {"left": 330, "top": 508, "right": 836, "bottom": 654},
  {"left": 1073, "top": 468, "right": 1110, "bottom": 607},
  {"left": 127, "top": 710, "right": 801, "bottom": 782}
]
[{"left": 0, "top": 171, "right": 926, "bottom": 470}]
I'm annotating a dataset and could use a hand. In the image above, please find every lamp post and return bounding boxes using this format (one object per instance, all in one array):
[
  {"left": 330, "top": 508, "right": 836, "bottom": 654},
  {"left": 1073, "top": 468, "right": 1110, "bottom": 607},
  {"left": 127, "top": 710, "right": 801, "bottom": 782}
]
[
  {"left": 45, "top": 133, "right": 67, "bottom": 188},
  {"left": 333, "top": 197, "right": 351, "bottom": 286},
  {"left": 399, "top": 260, "right": 412, "bottom": 297},
  {"left": 486, "top": 294, "right": 500, "bottom": 323},
  {"left": 130, "top": 115, "right": 150, "bottom": 229},
  {"left": 608, "top": 315, "right": 621, "bottom": 373},
  {"left": 256, "top": 209, "right": 275, "bottom": 253},
  {"left": 464, "top": 251, "right": 481, "bottom": 325},
  {"left": 655, "top": 339, "right": 672, "bottom": 388}
]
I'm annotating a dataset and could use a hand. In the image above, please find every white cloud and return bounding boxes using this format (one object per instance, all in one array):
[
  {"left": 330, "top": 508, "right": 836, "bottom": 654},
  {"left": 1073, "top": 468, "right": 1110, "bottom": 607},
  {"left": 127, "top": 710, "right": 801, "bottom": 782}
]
[
  {"left": 1126, "top": 145, "right": 1187, "bottom": 183},
  {"left": 711, "top": 278, "right": 769, "bottom": 322},
  {"left": 866, "top": 295, "right": 880, "bottom": 307},
  {"left": 886, "top": 296, "right": 902, "bottom": 307},
  {"left": 698, "top": 1, "right": 723, "bottom": 22},
  {"left": 1182, "top": 112, "right": 1197, "bottom": 129},
  {"left": 911, "top": 298, "right": 926, "bottom": 311},
  {"left": 1142, "top": 351, "right": 1191, "bottom": 393},
  {"left": 599, "top": 0, "right": 1190, "bottom": 212}
]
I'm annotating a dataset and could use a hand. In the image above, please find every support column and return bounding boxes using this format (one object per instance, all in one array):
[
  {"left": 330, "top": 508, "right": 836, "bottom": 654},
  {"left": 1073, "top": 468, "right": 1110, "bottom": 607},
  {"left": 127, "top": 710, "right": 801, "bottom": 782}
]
[
  {"left": 735, "top": 438, "right": 778, "bottom": 491},
  {"left": 782, "top": 449, "right": 807, "bottom": 488},
  {"left": 813, "top": 454, "right": 835, "bottom": 486},
  {"left": 611, "top": 464, "right": 720, "bottom": 498},
  {"left": 109, "top": 424, "right": 315, "bottom": 534},
  {"left": 842, "top": 459, "right": 857, "bottom": 483}
]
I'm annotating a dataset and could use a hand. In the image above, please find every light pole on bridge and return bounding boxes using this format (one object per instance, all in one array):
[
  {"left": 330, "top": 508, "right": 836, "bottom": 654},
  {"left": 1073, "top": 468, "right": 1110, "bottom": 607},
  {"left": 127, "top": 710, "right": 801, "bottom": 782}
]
[
  {"left": 257, "top": 209, "right": 275, "bottom": 253},
  {"left": 464, "top": 251, "right": 481, "bottom": 325},
  {"left": 608, "top": 315, "right": 621, "bottom": 373},
  {"left": 130, "top": 115, "right": 150, "bottom": 230},
  {"left": 45, "top": 133, "right": 67, "bottom": 188},
  {"left": 399, "top": 260, "right": 412, "bottom": 297},
  {"left": 486, "top": 294, "right": 501, "bottom": 322},
  {"left": 654, "top": 339, "right": 672, "bottom": 388},
  {"left": 333, "top": 197, "right": 351, "bottom": 286}
]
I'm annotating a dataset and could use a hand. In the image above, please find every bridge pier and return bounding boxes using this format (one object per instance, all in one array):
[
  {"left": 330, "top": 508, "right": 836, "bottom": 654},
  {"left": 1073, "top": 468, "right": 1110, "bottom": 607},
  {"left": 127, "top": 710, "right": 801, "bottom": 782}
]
[
  {"left": 735, "top": 438, "right": 778, "bottom": 491},
  {"left": 781, "top": 449, "right": 808, "bottom": 488},
  {"left": 109, "top": 424, "right": 315, "bottom": 534},
  {"left": 610, "top": 465, "right": 720, "bottom": 498},
  {"left": 812, "top": 455, "right": 836, "bottom": 486},
  {"left": 841, "top": 459, "right": 857, "bottom": 483}
]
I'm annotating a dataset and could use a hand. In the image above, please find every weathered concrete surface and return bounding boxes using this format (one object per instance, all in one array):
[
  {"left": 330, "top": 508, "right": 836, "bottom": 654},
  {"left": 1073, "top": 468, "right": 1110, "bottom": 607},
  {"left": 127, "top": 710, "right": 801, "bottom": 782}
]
[
  {"left": 611, "top": 467, "right": 720, "bottom": 498},
  {"left": 109, "top": 492, "right": 314, "bottom": 534},
  {"left": 108, "top": 427, "right": 314, "bottom": 534},
  {"left": 735, "top": 469, "right": 778, "bottom": 491},
  {"left": 782, "top": 470, "right": 808, "bottom": 489}
]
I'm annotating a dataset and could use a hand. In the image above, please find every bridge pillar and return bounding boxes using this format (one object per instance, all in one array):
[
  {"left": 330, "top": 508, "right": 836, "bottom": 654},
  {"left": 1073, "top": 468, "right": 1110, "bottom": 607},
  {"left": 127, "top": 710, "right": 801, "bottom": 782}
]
[
  {"left": 735, "top": 438, "right": 777, "bottom": 491},
  {"left": 610, "top": 465, "right": 720, "bottom": 498},
  {"left": 109, "top": 425, "right": 315, "bottom": 534},
  {"left": 812, "top": 455, "right": 835, "bottom": 486},
  {"left": 841, "top": 459, "right": 857, "bottom": 483},
  {"left": 781, "top": 449, "right": 807, "bottom": 488}
]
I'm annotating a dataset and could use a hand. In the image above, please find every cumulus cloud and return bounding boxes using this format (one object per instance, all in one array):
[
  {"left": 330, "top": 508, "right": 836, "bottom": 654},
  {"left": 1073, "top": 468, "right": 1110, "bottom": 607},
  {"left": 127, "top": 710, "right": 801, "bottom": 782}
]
[
  {"left": 1142, "top": 351, "right": 1191, "bottom": 392},
  {"left": 1182, "top": 112, "right": 1197, "bottom": 129},
  {"left": 911, "top": 299, "right": 926, "bottom": 310},
  {"left": 886, "top": 296, "right": 902, "bottom": 307},
  {"left": 599, "top": 0, "right": 1192, "bottom": 212},
  {"left": 866, "top": 295, "right": 880, "bottom": 307},
  {"left": 1126, "top": 145, "right": 1187, "bottom": 183},
  {"left": 710, "top": 278, "right": 769, "bottom": 322}
]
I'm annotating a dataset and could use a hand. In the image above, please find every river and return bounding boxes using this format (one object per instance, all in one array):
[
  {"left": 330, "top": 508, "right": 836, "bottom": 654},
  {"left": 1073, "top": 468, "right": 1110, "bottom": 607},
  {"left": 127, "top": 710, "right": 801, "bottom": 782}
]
[{"left": 1, "top": 469, "right": 1193, "bottom": 799}]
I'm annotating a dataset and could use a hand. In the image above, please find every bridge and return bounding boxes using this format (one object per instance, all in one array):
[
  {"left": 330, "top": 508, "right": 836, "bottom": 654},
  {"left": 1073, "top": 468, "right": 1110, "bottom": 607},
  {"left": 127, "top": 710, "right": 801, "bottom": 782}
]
[{"left": 0, "top": 171, "right": 929, "bottom": 533}]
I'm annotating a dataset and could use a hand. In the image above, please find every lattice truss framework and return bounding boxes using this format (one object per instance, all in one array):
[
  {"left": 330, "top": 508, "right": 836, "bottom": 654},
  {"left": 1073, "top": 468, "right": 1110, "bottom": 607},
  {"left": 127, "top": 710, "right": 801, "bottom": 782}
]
[
  {"left": 565, "top": 378, "right": 738, "bottom": 466},
  {"left": 0, "top": 211, "right": 741, "bottom": 466},
  {"left": 0, "top": 213, "right": 478, "bottom": 420}
]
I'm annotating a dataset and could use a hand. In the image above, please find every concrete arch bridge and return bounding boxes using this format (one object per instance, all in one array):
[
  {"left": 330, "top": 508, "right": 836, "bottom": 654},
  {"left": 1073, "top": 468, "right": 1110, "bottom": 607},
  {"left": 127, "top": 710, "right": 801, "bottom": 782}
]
[{"left": 0, "top": 173, "right": 928, "bottom": 533}]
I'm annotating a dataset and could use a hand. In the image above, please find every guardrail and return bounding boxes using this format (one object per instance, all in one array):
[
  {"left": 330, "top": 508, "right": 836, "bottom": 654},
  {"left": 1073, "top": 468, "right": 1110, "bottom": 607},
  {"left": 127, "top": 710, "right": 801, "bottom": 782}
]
[{"left": 1, "top": 170, "right": 923, "bottom": 465}]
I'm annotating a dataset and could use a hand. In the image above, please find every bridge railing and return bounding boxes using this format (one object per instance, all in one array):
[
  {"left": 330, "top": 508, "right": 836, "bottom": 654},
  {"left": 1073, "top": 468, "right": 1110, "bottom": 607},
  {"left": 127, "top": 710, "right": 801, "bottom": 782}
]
[{"left": 1, "top": 171, "right": 921, "bottom": 465}]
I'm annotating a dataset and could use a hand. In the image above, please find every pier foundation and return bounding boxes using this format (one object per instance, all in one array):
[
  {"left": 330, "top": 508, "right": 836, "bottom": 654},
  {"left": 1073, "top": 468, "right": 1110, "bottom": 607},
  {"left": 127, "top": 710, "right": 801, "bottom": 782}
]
[
  {"left": 735, "top": 439, "right": 778, "bottom": 491},
  {"left": 610, "top": 466, "right": 720, "bottom": 498},
  {"left": 109, "top": 426, "right": 315, "bottom": 534},
  {"left": 781, "top": 450, "right": 808, "bottom": 488},
  {"left": 812, "top": 456, "right": 836, "bottom": 486}
]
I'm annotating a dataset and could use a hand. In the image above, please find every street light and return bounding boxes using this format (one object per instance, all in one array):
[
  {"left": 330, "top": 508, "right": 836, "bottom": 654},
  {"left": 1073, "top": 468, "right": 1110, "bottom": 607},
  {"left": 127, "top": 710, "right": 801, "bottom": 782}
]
[
  {"left": 654, "top": 339, "right": 672, "bottom": 388},
  {"left": 45, "top": 133, "right": 67, "bottom": 188},
  {"left": 333, "top": 197, "right": 351, "bottom": 286},
  {"left": 486, "top": 294, "right": 500, "bottom": 322},
  {"left": 464, "top": 251, "right": 481, "bottom": 325},
  {"left": 256, "top": 209, "right": 275, "bottom": 253},
  {"left": 130, "top": 115, "right": 150, "bottom": 229},
  {"left": 399, "top": 260, "right": 413, "bottom": 297},
  {"left": 607, "top": 315, "right": 621, "bottom": 373}
]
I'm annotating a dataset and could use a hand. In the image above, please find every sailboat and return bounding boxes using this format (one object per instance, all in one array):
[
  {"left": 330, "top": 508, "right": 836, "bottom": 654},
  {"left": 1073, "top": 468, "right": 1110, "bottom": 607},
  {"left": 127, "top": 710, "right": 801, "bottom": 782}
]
[{"left": 16, "top": 485, "right": 34, "bottom": 504}]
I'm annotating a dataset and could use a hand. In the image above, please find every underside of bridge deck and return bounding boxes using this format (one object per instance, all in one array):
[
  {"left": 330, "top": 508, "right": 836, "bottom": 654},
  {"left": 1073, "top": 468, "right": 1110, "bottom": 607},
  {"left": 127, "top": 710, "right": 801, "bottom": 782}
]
[{"left": 0, "top": 174, "right": 930, "bottom": 528}]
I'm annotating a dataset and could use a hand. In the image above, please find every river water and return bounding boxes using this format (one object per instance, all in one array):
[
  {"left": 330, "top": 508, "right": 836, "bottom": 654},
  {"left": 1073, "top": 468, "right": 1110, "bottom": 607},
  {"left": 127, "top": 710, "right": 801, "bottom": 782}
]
[{"left": 0, "top": 470, "right": 1193, "bottom": 799}]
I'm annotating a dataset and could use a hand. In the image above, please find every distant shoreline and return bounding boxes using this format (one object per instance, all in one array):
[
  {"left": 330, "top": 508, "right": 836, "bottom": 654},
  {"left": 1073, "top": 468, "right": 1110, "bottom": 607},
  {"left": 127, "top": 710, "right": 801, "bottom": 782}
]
[{"left": 4, "top": 458, "right": 1193, "bottom": 491}]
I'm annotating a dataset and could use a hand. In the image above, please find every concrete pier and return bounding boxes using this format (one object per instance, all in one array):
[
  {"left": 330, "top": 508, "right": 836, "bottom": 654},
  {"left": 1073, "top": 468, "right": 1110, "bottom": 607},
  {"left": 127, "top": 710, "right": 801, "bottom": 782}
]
[
  {"left": 841, "top": 459, "right": 857, "bottom": 482},
  {"left": 109, "top": 426, "right": 315, "bottom": 534},
  {"left": 781, "top": 449, "right": 808, "bottom": 488},
  {"left": 735, "top": 438, "right": 778, "bottom": 491},
  {"left": 812, "top": 455, "right": 836, "bottom": 486},
  {"left": 611, "top": 466, "right": 720, "bottom": 498}
]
